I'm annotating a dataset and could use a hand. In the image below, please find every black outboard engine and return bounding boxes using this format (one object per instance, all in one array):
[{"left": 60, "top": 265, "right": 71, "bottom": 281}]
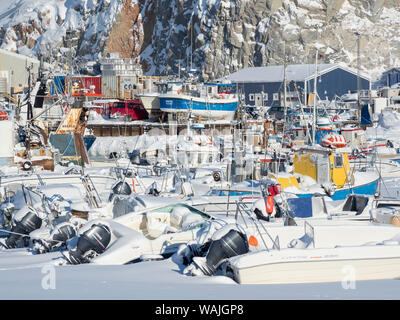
[
  {"left": 108, "top": 180, "right": 132, "bottom": 201},
  {"left": 194, "top": 229, "right": 249, "bottom": 276},
  {"left": 5, "top": 210, "right": 42, "bottom": 249},
  {"left": 34, "top": 223, "right": 77, "bottom": 254},
  {"left": 67, "top": 224, "right": 111, "bottom": 265}
]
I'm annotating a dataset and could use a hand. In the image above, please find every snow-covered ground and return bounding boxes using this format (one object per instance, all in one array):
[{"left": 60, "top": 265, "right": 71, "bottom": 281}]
[{"left": 0, "top": 252, "right": 399, "bottom": 300}]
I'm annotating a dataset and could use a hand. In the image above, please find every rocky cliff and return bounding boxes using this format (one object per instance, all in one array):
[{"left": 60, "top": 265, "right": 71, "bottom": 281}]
[{"left": 0, "top": 0, "right": 399, "bottom": 81}]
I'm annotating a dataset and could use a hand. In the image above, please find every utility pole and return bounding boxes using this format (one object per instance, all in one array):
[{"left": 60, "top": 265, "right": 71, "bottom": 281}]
[
  {"left": 26, "top": 63, "right": 33, "bottom": 122},
  {"left": 312, "top": 49, "right": 318, "bottom": 145},
  {"left": 283, "top": 42, "right": 287, "bottom": 128}
]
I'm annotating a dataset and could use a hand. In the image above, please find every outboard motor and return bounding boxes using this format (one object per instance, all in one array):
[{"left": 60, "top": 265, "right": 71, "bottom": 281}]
[
  {"left": 67, "top": 223, "right": 111, "bottom": 265},
  {"left": 33, "top": 223, "right": 77, "bottom": 254},
  {"left": 147, "top": 182, "right": 160, "bottom": 196},
  {"left": 4, "top": 209, "right": 42, "bottom": 249},
  {"left": 108, "top": 180, "right": 132, "bottom": 201},
  {"left": 193, "top": 229, "right": 249, "bottom": 276}
]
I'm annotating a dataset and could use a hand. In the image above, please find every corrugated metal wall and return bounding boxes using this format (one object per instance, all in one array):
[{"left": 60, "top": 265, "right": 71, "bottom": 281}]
[{"left": 101, "top": 75, "right": 142, "bottom": 99}]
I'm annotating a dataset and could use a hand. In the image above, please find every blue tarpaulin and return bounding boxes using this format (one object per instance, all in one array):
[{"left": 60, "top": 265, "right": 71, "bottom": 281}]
[{"left": 360, "top": 104, "right": 372, "bottom": 126}]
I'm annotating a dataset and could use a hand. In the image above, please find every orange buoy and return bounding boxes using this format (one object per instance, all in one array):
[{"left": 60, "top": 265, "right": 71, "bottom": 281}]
[
  {"left": 248, "top": 235, "right": 259, "bottom": 247},
  {"left": 0, "top": 111, "right": 7, "bottom": 120},
  {"left": 266, "top": 195, "right": 274, "bottom": 214}
]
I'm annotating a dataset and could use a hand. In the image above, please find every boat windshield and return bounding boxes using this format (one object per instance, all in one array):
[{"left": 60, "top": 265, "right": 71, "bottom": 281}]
[{"left": 217, "top": 85, "right": 236, "bottom": 94}]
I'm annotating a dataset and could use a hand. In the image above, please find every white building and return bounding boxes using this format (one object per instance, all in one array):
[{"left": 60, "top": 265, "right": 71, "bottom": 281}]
[
  {"left": 0, "top": 49, "right": 40, "bottom": 94},
  {"left": 100, "top": 52, "right": 143, "bottom": 77}
]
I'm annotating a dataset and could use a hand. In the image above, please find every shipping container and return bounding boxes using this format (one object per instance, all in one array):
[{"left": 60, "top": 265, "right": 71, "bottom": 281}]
[
  {"left": 68, "top": 76, "right": 102, "bottom": 96},
  {"left": 50, "top": 76, "right": 103, "bottom": 97},
  {"left": 101, "top": 75, "right": 143, "bottom": 99}
]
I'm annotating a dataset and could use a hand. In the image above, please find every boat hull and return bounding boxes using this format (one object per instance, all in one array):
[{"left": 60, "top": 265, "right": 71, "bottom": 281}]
[
  {"left": 295, "top": 178, "right": 379, "bottom": 200},
  {"left": 159, "top": 95, "right": 238, "bottom": 120},
  {"left": 229, "top": 245, "right": 400, "bottom": 284}
]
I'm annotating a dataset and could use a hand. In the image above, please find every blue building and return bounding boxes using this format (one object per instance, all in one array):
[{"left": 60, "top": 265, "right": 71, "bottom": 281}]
[
  {"left": 373, "top": 67, "right": 400, "bottom": 89},
  {"left": 223, "top": 64, "right": 371, "bottom": 107}
]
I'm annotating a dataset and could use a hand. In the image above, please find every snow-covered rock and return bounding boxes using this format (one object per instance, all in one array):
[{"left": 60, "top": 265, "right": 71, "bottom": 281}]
[{"left": 0, "top": 0, "right": 399, "bottom": 82}]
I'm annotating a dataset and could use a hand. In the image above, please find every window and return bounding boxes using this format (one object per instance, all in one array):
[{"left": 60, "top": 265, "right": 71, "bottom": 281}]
[
  {"left": 334, "top": 154, "right": 343, "bottom": 168},
  {"left": 273, "top": 93, "right": 279, "bottom": 101},
  {"left": 115, "top": 102, "right": 125, "bottom": 109},
  {"left": 249, "top": 93, "right": 255, "bottom": 101},
  {"left": 128, "top": 103, "right": 140, "bottom": 110},
  {"left": 263, "top": 93, "right": 268, "bottom": 101}
]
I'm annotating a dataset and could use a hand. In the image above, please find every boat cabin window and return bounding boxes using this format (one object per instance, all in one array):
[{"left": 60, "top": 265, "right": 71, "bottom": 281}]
[
  {"left": 342, "top": 196, "right": 369, "bottom": 214},
  {"left": 128, "top": 103, "right": 140, "bottom": 110},
  {"left": 217, "top": 85, "right": 233, "bottom": 94},
  {"left": 376, "top": 203, "right": 400, "bottom": 209},
  {"left": 114, "top": 102, "right": 126, "bottom": 109},
  {"left": 334, "top": 153, "right": 343, "bottom": 168}
]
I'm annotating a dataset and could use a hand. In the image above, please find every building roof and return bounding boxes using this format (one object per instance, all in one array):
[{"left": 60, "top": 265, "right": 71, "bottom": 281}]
[{"left": 221, "top": 63, "right": 370, "bottom": 83}]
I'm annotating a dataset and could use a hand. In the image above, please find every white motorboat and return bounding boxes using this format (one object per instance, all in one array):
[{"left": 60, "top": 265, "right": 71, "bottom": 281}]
[
  {"left": 68, "top": 203, "right": 213, "bottom": 265},
  {"left": 181, "top": 218, "right": 400, "bottom": 284}
]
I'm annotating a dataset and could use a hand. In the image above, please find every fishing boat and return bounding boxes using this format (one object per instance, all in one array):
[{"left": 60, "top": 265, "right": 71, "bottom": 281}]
[
  {"left": 285, "top": 144, "right": 379, "bottom": 200},
  {"left": 158, "top": 81, "right": 239, "bottom": 120}
]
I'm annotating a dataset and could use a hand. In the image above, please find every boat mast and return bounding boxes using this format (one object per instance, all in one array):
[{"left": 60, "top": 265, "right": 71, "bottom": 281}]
[
  {"left": 312, "top": 49, "right": 318, "bottom": 145},
  {"left": 355, "top": 32, "right": 361, "bottom": 121},
  {"left": 283, "top": 42, "right": 287, "bottom": 128}
]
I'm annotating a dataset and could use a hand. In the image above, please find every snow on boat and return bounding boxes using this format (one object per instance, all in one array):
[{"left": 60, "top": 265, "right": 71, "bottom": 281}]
[
  {"left": 227, "top": 224, "right": 400, "bottom": 284},
  {"left": 66, "top": 203, "right": 213, "bottom": 265},
  {"left": 179, "top": 218, "right": 400, "bottom": 284}
]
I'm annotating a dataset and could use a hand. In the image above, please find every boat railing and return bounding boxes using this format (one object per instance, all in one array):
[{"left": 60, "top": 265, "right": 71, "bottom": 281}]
[
  {"left": 234, "top": 200, "right": 280, "bottom": 251},
  {"left": 80, "top": 174, "right": 102, "bottom": 208}
]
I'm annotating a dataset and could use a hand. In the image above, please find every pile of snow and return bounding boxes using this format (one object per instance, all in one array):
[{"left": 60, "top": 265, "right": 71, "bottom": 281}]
[
  {"left": 377, "top": 109, "right": 400, "bottom": 129},
  {"left": 366, "top": 109, "right": 400, "bottom": 141}
]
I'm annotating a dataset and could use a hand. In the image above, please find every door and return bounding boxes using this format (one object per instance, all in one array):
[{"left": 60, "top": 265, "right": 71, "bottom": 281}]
[
  {"left": 317, "top": 154, "right": 330, "bottom": 184},
  {"left": 255, "top": 93, "right": 263, "bottom": 106}
]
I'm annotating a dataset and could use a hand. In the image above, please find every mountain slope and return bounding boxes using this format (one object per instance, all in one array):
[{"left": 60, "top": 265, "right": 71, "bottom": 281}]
[{"left": 0, "top": 0, "right": 399, "bottom": 81}]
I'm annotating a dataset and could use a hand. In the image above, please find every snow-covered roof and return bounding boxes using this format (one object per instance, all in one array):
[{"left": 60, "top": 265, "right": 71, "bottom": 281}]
[{"left": 221, "top": 63, "right": 371, "bottom": 83}]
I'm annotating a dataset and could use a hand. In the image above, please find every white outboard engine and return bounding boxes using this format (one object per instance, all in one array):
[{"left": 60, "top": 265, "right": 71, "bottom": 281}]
[
  {"left": 4, "top": 208, "right": 42, "bottom": 249},
  {"left": 67, "top": 223, "right": 111, "bottom": 265},
  {"left": 108, "top": 180, "right": 132, "bottom": 201},
  {"left": 192, "top": 229, "right": 249, "bottom": 276}
]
